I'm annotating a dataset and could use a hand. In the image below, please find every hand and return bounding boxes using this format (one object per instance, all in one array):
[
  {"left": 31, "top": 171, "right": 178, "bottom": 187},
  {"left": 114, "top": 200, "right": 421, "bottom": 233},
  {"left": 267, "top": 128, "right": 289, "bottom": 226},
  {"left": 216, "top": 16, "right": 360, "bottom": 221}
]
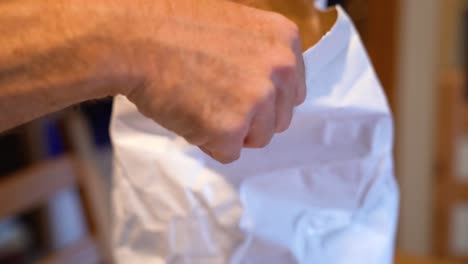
[
  {"left": 230, "top": 0, "right": 338, "bottom": 50},
  {"left": 111, "top": 0, "right": 306, "bottom": 163}
]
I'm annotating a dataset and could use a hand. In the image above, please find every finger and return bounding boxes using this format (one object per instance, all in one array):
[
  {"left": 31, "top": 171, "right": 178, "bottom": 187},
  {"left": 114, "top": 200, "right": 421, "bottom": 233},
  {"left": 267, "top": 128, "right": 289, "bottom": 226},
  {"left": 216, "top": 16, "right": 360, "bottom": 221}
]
[
  {"left": 207, "top": 142, "right": 243, "bottom": 164},
  {"left": 199, "top": 146, "right": 213, "bottom": 157},
  {"left": 183, "top": 130, "right": 209, "bottom": 146},
  {"left": 275, "top": 83, "right": 294, "bottom": 133},
  {"left": 243, "top": 91, "right": 276, "bottom": 148},
  {"left": 292, "top": 31, "right": 307, "bottom": 105},
  {"left": 269, "top": 53, "right": 296, "bottom": 133},
  {"left": 202, "top": 124, "right": 248, "bottom": 164}
]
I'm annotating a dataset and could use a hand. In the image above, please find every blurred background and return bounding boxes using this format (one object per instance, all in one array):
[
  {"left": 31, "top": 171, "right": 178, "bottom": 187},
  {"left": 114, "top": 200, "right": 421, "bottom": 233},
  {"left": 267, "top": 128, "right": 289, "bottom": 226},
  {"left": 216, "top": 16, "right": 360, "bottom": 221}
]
[{"left": 0, "top": 0, "right": 466, "bottom": 263}]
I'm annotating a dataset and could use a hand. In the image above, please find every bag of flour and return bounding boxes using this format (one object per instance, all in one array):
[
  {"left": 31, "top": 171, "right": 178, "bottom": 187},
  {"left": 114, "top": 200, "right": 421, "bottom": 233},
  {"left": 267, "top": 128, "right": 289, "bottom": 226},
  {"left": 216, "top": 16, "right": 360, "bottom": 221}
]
[{"left": 110, "top": 5, "right": 399, "bottom": 264}]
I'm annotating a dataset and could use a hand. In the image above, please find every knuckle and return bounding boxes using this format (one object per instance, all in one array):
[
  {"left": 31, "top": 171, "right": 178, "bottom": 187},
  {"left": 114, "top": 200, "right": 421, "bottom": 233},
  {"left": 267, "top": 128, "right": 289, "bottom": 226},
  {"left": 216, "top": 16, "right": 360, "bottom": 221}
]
[
  {"left": 256, "top": 83, "right": 276, "bottom": 104},
  {"left": 215, "top": 116, "right": 248, "bottom": 141},
  {"left": 279, "top": 50, "right": 297, "bottom": 68},
  {"left": 210, "top": 143, "right": 241, "bottom": 164},
  {"left": 248, "top": 79, "right": 275, "bottom": 103},
  {"left": 245, "top": 127, "right": 275, "bottom": 149},
  {"left": 219, "top": 152, "right": 241, "bottom": 164},
  {"left": 285, "top": 22, "right": 300, "bottom": 42},
  {"left": 260, "top": 78, "right": 276, "bottom": 95},
  {"left": 256, "top": 137, "right": 272, "bottom": 148},
  {"left": 269, "top": 12, "right": 292, "bottom": 27},
  {"left": 270, "top": 13, "right": 300, "bottom": 41},
  {"left": 277, "top": 117, "right": 292, "bottom": 133},
  {"left": 267, "top": 48, "right": 296, "bottom": 70},
  {"left": 184, "top": 134, "right": 204, "bottom": 146},
  {"left": 267, "top": 50, "right": 297, "bottom": 79}
]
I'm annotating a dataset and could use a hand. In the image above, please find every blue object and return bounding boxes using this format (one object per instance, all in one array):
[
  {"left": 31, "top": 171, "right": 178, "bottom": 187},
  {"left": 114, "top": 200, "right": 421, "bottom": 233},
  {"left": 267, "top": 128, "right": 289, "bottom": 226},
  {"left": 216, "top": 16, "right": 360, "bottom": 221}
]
[{"left": 42, "top": 119, "right": 65, "bottom": 157}]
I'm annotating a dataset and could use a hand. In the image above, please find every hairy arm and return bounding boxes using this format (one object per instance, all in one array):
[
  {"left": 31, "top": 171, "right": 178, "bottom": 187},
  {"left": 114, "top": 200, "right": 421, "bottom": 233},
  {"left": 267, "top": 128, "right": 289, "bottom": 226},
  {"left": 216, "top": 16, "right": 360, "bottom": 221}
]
[
  {"left": 0, "top": 0, "right": 306, "bottom": 163},
  {"left": 0, "top": 0, "right": 129, "bottom": 132}
]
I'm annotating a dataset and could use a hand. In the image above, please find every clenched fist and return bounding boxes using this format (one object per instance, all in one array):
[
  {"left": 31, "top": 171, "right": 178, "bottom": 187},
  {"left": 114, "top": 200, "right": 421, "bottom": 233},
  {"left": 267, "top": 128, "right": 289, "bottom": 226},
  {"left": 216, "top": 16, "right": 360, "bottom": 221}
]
[{"left": 112, "top": 0, "right": 306, "bottom": 163}]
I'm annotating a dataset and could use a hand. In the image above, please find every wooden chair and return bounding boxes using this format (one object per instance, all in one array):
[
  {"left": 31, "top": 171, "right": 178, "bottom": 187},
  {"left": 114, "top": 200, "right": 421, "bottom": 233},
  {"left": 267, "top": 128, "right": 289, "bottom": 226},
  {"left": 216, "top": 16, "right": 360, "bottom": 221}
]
[
  {"left": 0, "top": 109, "right": 112, "bottom": 263},
  {"left": 0, "top": 154, "right": 112, "bottom": 264},
  {"left": 433, "top": 69, "right": 468, "bottom": 261}
]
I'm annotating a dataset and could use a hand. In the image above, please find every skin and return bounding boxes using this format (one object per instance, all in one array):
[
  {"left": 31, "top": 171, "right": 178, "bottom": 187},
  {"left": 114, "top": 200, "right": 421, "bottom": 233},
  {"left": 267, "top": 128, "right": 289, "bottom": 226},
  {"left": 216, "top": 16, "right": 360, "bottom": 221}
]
[
  {"left": 0, "top": 0, "right": 336, "bottom": 163},
  {"left": 234, "top": 0, "right": 337, "bottom": 50}
]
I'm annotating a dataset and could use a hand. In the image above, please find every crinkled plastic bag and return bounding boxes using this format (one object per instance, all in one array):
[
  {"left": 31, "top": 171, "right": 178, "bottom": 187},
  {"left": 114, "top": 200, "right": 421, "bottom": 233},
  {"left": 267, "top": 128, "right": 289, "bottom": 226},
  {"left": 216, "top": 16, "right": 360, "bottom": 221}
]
[{"left": 110, "top": 6, "right": 399, "bottom": 264}]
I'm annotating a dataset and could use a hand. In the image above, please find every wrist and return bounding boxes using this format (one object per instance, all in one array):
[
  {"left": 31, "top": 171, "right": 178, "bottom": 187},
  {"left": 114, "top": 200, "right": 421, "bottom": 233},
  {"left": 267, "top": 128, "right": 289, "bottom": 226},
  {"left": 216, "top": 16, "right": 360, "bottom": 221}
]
[{"left": 56, "top": 0, "right": 144, "bottom": 99}]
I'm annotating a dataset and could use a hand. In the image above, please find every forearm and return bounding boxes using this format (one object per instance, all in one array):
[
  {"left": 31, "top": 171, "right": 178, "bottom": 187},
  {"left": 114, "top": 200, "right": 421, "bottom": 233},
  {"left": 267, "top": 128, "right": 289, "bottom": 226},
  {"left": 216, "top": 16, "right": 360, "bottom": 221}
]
[{"left": 0, "top": 0, "right": 129, "bottom": 132}]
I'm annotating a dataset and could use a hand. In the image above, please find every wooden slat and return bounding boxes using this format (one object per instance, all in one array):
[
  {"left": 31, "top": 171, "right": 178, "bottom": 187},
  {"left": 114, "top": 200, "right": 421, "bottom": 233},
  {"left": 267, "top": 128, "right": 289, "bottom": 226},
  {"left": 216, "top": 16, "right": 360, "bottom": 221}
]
[
  {"left": 37, "top": 236, "right": 100, "bottom": 264},
  {"left": 433, "top": 70, "right": 466, "bottom": 258},
  {"left": 395, "top": 254, "right": 465, "bottom": 264},
  {"left": 62, "top": 112, "right": 114, "bottom": 263},
  {"left": 464, "top": 103, "right": 468, "bottom": 132},
  {"left": 74, "top": 158, "right": 113, "bottom": 263},
  {"left": 0, "top": 156, "right": 76, "bottom": 219},
  {"left": 454, "top": 183, "right": 468, "bottom": 202},
  {"left": 346, "top": 0, "right": 400, "bottom": 111},
  {"left": 433, "top": 71, "right": 461, "bottom": 256}
]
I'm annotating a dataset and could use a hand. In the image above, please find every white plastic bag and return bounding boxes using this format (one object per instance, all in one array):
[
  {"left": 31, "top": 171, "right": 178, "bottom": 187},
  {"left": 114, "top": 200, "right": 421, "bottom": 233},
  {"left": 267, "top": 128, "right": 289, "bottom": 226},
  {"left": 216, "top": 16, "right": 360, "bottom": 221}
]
[{"left": 110, "top": 6, "right": 399, "bottom": 264}]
